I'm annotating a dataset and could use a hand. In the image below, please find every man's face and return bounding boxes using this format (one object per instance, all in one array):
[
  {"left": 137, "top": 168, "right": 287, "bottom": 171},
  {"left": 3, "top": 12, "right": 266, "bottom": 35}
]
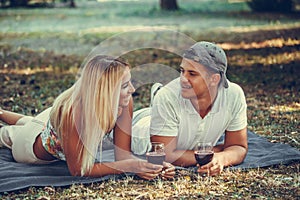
[{"left": 179, "top": 58, "right": 213, "bottom": 100}]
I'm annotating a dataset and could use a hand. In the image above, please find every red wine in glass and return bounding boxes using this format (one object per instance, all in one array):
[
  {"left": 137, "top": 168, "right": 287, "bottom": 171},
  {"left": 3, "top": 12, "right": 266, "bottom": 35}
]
[
  {"left": 194, "top": 151, "right": 214, "bottom": 165},
  {"left": 194, "top": 142, "right": 214, "bottom": 165}
]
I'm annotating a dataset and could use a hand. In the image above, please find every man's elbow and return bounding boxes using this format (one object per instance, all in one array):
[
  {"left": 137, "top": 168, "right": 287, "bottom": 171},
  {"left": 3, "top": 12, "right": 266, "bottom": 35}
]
[
  {"left": 237, "top": 145, "right": 248, "bottom": 164},
  {"left": 165, "top": 152, "right": 192, "bottom": 167},
  {"left": 165, "top": 152, "right": 179, "bottom": 165}
]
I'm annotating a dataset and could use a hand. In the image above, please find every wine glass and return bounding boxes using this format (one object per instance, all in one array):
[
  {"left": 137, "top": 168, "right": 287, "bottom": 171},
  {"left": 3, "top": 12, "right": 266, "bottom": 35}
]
[
  {"left": 146, "top": 142, "right": 166, "bottom": 165},
  {"left": 194, "top": 142, "right": 214, "bottom": 166}
]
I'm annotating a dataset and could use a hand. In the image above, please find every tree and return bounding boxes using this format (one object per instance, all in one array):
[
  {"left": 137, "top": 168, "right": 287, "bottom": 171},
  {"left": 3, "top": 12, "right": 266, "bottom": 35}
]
[
  {"left": 69, "top": 0, "right": 75, "bottom": 8},
  {"left": 9, "top": 0, "right": 28, "bottom": 7},
  {"left": 160, "top": 0, "right": 178, "bottom": 10},
  {"left": 61, "top": 0, "right": 76, "bottom": 8}
]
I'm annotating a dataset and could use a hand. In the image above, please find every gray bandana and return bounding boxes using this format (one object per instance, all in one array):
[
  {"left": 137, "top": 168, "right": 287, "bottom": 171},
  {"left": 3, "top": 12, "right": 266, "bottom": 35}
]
[{"left": 183, "top": 41, "right": 229, "bottom": 88}]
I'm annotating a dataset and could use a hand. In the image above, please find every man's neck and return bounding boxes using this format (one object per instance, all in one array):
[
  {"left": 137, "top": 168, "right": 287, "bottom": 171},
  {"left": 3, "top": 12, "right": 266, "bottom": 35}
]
[{"left": 190, "top": 88, "right": 218, "bottom": 118}]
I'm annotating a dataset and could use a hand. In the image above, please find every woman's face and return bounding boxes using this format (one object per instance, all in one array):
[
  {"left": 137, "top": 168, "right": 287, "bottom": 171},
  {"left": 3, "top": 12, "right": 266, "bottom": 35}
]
[{"left": 119, "top": 67, "right": 135, "bottom": 107}]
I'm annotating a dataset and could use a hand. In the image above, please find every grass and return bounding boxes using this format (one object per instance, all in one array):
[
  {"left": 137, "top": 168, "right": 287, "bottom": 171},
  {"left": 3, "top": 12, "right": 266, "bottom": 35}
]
[{"left": 0, "top": 0, "right": 300, "bottom": 199}]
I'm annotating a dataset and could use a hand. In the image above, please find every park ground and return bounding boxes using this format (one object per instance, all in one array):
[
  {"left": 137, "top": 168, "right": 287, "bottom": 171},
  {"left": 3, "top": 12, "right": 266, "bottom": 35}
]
[{"left": 0, "top": 0, "right": 299, "bottom": 199}]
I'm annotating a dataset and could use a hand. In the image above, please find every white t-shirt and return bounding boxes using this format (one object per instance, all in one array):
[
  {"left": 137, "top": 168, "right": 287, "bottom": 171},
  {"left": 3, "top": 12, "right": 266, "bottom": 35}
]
[{"left": 150, "top": 78, "right": 247, "bottom": 150}]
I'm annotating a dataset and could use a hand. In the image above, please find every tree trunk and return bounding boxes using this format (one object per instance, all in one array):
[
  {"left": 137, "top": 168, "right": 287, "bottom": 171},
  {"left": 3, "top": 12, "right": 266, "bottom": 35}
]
[
  {"left": 10, "top": 0, "right": 28, "bottom": 7},
  {"left": 69, "top": 0, "right": 76, "bottom": 8},
  {"left": 160, "top": 0, "right": 178, "bottom": 10}
]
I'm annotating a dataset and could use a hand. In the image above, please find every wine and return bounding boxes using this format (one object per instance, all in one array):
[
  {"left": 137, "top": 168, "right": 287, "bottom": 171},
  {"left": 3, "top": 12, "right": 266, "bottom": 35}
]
[
  {"left": 194, "top": 151, "right": 214, "bottom": 165},
  {"left": 146, "top": 152, "right": 166, "bottom": 165}
]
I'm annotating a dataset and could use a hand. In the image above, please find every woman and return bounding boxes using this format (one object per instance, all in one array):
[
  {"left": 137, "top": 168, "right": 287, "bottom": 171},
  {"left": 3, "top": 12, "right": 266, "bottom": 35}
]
[{"left": 0, "top": 55, "right": 174, "bottom": 180}]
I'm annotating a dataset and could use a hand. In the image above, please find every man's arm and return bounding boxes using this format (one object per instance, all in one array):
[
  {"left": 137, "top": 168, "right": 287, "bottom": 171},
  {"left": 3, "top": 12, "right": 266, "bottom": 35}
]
[
  {"left": 151, "top": 135, "right": 197, "bottom": 167},
  {"left": 221, "top": 127, "right": 248, "bottom": 166},
  {"left": 198, "top": 127, "right": 248, "bottom": 176},
  {"left": 152, "top": 127, "right": 247, "bottom": 173}
]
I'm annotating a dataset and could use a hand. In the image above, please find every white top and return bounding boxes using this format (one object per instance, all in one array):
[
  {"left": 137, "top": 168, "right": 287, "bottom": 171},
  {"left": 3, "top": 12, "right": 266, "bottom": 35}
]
[{"left": 149, "top": 78, "right": 247, "bottom": 150}]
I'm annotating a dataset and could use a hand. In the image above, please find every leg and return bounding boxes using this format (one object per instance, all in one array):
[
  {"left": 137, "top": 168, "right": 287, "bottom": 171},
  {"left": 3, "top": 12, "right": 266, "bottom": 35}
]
[
  {"left": 0, "top": 125, "right": 17, "bottom": 149},
  {"left": 10, "top": 118, "right": 57, "bottom": 164},
  {"left": 0, "top": 109, "right": 33, "bottom": 148},
  {"left": 0, "top": 108, "right": 27, "bottom": 125},
  {"left": 0, "top": 116, "right": 34, "bottom": 149},
  {"left": 0, "top": 107, "right": 51, "bottom": 149},
  {"left": 34, "top": 107, "right": 52, "bottom": 122}
]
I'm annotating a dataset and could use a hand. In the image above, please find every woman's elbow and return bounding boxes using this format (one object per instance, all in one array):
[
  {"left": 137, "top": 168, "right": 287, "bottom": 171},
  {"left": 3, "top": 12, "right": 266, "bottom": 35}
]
[{"left": 67, "top": 164, "right": 83, "bottom": 176}]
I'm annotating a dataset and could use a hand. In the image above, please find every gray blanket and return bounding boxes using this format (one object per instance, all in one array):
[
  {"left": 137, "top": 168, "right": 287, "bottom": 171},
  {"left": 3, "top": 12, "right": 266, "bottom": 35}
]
[{"left": 0, "top": 131, "right": 299, "bottom": 193}]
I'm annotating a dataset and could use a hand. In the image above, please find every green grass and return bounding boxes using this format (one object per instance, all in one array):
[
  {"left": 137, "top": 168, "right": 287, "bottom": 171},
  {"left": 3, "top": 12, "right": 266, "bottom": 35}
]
[{"left": 1, "top": 0, "right": 300, "bottom": 55}]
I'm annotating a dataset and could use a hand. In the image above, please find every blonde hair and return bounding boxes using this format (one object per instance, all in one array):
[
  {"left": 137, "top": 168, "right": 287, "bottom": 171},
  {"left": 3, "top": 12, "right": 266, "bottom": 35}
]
[{"left": 50, "top": 55, "right": 129, "bottom": 175}]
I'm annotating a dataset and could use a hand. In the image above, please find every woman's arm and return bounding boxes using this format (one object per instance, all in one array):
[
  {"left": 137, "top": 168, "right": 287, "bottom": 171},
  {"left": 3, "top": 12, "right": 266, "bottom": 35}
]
[
  {"left": 113, "top": 98, "right": 175, "bottom": 180},
  {"left": 62, "top": 119, "right": 163, "bottom": 178},
  {"left": 113, "top": 97, "right": 134, "bottom": 160},
  {"left": 62, "top": 98, "right": 163, "bottom": 179}
]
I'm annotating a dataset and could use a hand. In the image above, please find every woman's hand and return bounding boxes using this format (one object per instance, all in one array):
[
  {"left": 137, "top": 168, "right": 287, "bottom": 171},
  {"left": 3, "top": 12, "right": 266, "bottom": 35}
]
[
  {"left": 197, "top": 153, "right": 225, "bottom": 176},
  {"left": 160, "top": 162, "right": 175, "bottom": 180},
  {"left": 125, "top": 159, "right": 163, "bottom": 180}
]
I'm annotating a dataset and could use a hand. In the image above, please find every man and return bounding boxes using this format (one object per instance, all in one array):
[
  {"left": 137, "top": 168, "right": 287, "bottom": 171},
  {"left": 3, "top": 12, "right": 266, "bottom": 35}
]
[{"left": 150, "top": 41, "right": 248, "bottom": 176}]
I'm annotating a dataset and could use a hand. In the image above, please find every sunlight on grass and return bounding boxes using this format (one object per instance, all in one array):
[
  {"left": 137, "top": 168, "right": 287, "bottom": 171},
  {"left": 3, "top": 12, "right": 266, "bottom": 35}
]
[
  {"left": 270, "top": 103, "right": 300, "bottom": 112},
  {"left": 0, "top": 66, "right": 79, "bottom": 75},
  {"left": 232, "top": 51, "right": 300, "bottom": 67},
  {"left": 81, "top": 25, "right": 178, "bottom": 34},
  {"left": 225, "top": 22, "right": 300, "bottom": 34},
  {"left": 222, "top": 38, "right": 300, "bottom": 50},
  {"left": 0, "top": 66, "right": 53, "bottom": 74}
]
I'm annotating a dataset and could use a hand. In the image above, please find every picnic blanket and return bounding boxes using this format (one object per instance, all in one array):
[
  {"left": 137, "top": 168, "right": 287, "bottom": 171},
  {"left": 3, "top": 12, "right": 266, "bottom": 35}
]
[{"left": 0, "top": 130, "right": 299, "bottom": 193}]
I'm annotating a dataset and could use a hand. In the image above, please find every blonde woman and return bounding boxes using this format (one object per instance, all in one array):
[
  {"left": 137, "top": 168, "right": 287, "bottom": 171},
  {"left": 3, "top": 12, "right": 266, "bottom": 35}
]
[{"left": 0, "top": 55, "right": 175, "bottom": 180}]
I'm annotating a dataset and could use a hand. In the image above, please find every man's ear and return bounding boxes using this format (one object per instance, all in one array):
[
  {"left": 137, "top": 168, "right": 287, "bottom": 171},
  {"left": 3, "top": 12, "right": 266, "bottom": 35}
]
[{"left": 211, "top": 73, "right": 221, "bottom": 86}]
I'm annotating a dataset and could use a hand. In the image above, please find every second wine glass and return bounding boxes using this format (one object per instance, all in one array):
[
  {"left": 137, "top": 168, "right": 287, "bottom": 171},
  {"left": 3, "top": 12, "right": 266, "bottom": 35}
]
[{"left": 194, "top": 142, "right": 214, "bottom": 166}]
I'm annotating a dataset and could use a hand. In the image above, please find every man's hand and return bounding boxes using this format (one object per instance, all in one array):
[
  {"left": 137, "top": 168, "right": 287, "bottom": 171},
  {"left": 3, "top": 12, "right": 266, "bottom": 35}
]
[{"left": 197, "top": 153, "right": 225, "bottom": 176}]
